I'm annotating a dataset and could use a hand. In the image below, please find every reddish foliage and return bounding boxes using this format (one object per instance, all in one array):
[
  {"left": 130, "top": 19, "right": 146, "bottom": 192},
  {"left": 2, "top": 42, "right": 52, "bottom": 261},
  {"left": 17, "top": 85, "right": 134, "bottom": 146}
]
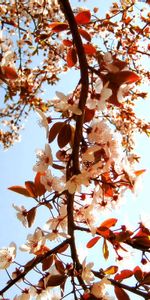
[
  {"left": 86, "top": 236, "right": 100, "bottom": 248},
  {"left": 8, "top": 185, "right": 31, "bottom": 197},
  {"left": 83, "top": 44, "right": 96, "bottom": 55},
  {"left": 48, "top": 22, "right": 68, "bottom": 32},
  {"left": 75, "top": 10, "right": 91, "bottom": 25},
  {"left": 115, "top": 270, "right": 133, "bottom": 282},
  {"left": 0, "top": 66, "right": 18, "bottom": 80},
  {"left": 34, "top": 172, "right": 46, "bottom": 196},
  {"left": 79, "top": 29, "right": 91, "bottom": 42},
  {"left": 114, "top": 287, "right": 130, "bottom": 300},
  {"left": 67, "top": 48, "right": 77, "bottom": 67}
]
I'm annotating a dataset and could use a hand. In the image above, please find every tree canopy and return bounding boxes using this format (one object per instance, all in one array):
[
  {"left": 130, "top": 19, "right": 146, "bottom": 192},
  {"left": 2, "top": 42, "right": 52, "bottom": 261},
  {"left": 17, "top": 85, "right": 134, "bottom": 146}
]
[{"left": 0, "top": 0, "right": 150, "bottom": 299}]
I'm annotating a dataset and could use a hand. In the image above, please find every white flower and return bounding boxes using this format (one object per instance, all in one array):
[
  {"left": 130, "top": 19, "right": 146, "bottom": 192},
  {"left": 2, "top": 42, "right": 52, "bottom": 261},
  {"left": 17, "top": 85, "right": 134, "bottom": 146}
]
[
  {"left": 40, "top": 169, "right": 63, "bottom": 192},
  {"left": 65, "top": 171, "right": 90, "bottom": 194},
  {"left": 117, "top": 84, "right": 130, "bottom": 103},
  {"left": 33, "top": 144, "right": 53, "bottom": 172},
  {"left": 29, "top": 286, "right": 52, "bottom": 300},
  {"left": 35, "top": 108, "right": 49, "bottom": 138},
  {"left": 14, "top": 291, "right": 30, "bottom": 300},
  {"left": 82, "top": 145, "right": 100, "bottom": 163},
  {"left": 99, "top": 83, "right": 112, "bottom": 100},
  {"left": 91, "top": 277, "right": 111, "bottom": 299},
  {"left": 87, "top": 79, "right": 112, "bottom": 111},
  {"left": 81, "top": 258, "right": 94, "bottom": 284},
  {"left": 13, "top": 204, "right": 28, "bottom": 227},
  {"left": 54, "top": 91, "right": 82, "bottom": 115},
  {"left": 76, "top": 204, "right": 98, "bottom": 235},
  {"left": 20, "top": 228, "right": 46, "bottom": 254},
  {"left": 46, "top": 230, "right": 70, "bottom": 241},
  {"left": 95, "top": 79, "right": 112, "bottom": 111},
  {"left": 103, "top": 52, "right": 119, "bottom": 73},
  {"left": 88, "top": 120, "right": 112, "bottom": 144},
  {"left": 0, "top": 242, "right": 16, "bottom": 269},
  {"left": 1, "top": 50, "right": 17, "bottom": 67},
  {"left": 120, "top": 0, "right": 136, "bottom": 8},
  {"left": 46, "top": 204, "right": 67, "bottom": 232}
]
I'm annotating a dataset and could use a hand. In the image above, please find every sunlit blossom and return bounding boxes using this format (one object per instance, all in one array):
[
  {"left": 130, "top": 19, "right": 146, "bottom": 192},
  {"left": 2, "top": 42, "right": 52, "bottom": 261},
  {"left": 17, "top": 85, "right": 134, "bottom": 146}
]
[
  {"left": 81, "top": 258, "right": 94, "bottom": 284},
  {"left": 40, "top": 169, "right": 64, "bottom": 192},
  {"left": 54, "top": 91, "right": 82, "bottom": 115},
  {"left": 87, "top": 79, "right": 112, "bottom": 111},
  {"left": 35, "top": 108, "right": 49, "bottom": 138},
  {"left": 14, "top": 291, "right": 30, "bottom": 300},
  {"left": 13, "top": 204, "right": 28, "bottom": 227},
  {"left": 46, "top": 204, "right": 67, "bottom": 232},
  {"left": 65, "top": 171, "right": 90, "bottom": 194},
  {"left": 0, "top": 242, "right": 16, "bottom": 269},
  {"left": 88, "top": 120, "right": 112, "bottom": 144},
  {"left": 29, "top": 286, "right": 52, "bottom": 300},
  {"left": 46, "top": 230, "right": 70, "bottom": 241},
  {"left": 33, "top": 144, "right": 53, "bottom": 172},
  {"left": 20, "top": 228, "right": 46, "bottom": 254},
  {"left": 117, "top": 84, "right": 130, "bottom": 103},
  {"left": 91, "top": 277, "right": 112, "bottom": 299}
]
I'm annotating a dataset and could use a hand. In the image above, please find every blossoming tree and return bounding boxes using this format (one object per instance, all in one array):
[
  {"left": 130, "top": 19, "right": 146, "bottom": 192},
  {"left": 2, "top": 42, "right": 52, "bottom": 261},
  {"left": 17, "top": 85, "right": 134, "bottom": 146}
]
[{"left": 0, "top": 0, "right": 150, "bottom": 299}]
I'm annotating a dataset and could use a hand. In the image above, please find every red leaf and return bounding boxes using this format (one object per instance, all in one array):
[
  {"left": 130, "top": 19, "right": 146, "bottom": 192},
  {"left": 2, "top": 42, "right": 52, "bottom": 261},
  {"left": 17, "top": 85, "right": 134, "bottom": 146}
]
[
  {"left": 101, "top": 172, "right": 112, "bottom": 182},
  {"left": 102, "top": 184, "right": 114, "bottom": 197},
  {"left": 84, "top": 107, "right": 95, "bottom": 123},
  {"left": 79, "top": 29, "right": 91, "bottom": 42},
  {"left": 48, "top": 122, "right": 64, "bottom": 143},
  {"left": 113, "top": 58, "right": 128, "bottom": 71},
  {"left": 100, "top": 218, "right": 118, "bottom": 228},
  {"left": 109, "top": 71, "right": 140, "bottom": 86},
  {"left": 86, "top": 236, "right": 100, "bottom": 248},
  {"left": 107, "top": 87, "right": 122, "bottom": 107},
  {"left": 75, "top": 10, "right": 91, "bottom": 25},
  {"left": 42, "top": 255, "right": 54, "bottom": 271},
  {"left": 142, "top": 273, "right": 150, "bottom": 285},
  {"left": 25, "top": 181, "right": 37, "bottom": 198},
  {"left": 114, "top": 287, "right": 130, "bottom": 300},
  {"left": 83, "top": 44, "right": 96, "bottom": 55},
  {"left": 27, "top": 207, "right": 36, "bottom": 227},
  {"left": 134, "top": 169, "right": 146, "bottom": 177},
  {"left": 104, "top": 265, "right": 118, "bottom": 275},
  {"left": 96, "top": 227, "right": 113, "bottom": 239},
  {"left": 132, "top": 236, "right": 150, "bottom": 248},
  {"left": 57, "top": 243, "right": 69, "bottom": 254},
  {"left": 133, "top": 266, "right": 143, "bottom": 282},
  {"left": 55, "top": 259, "right": 65, "bottom": 275},
  {"left": 67, "top": 48, "right": 77, "bottom": 68},
  {"left": 63, "top": 39, "right": 73, "bottom": 47},
  {"left": 1, "top": 66, "right": 18, "bottom": 80},
  {"left": 34, "top": 172, "right": 46, "bottom": 196},
  {"left": 48, "top": 22, "right": 68, "bottom": 32},
  {"left": 115, "top": 231, "right": 132, "bottom": 243},
  {"left": 57, "top": 123, "right": 72, "bottom": 148},
  {"left": 103, "top": 238, "right": 109, "bottom": 259},
  {"left": 8, "top": 186, "right": 31, "bottom": 197},
  {"left": 115, "top": 270, "right": 133, "bottom": 282},
  {"left": 46, "top": 274, "right": 67, "bottom": 287}
]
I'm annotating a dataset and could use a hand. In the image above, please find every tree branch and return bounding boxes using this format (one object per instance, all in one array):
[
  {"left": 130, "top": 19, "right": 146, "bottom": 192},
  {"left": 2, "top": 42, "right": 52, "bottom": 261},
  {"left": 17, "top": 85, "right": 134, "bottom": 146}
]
[
  {"left": 59, "top": 0, "right": 89, "bottom": 175},
  {"left": 59, "top": 0, "right": 89, "bottom": 291},
  {"left": 74, "top": 225, "right": 150, "bottom": 253},
  {"left": 0, "top": 239, "right": 70, "bottom": 296},
  {"left": 93, "top": 270, "right": 150, "bottom": 299}
]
